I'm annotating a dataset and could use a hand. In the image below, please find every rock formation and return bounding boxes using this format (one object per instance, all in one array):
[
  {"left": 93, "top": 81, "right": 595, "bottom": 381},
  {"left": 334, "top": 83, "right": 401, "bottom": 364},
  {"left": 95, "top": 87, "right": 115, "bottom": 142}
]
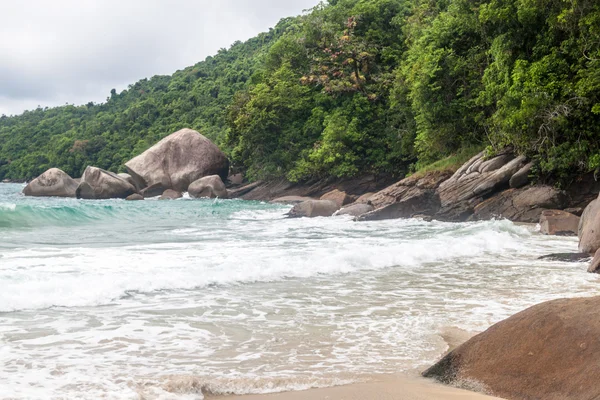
[
  {"left": 188, "top": 175, "right": 228, "bottom": 199},
  {"left": 22, "top": 168, "right": 78, "bottom": 198},
  {"left": 539, "top": 210, "right": 580, "bottom": 236},
  {"left": 287, "top": 200, "right": 339, "bottom": 218},
  {"left": 424, "top": 296, "right": 600, "bottom": 400},
  {"left": 125, "top": 128, "right": 229, "bottom": 192},
  {"left": 356, "top": 170, "right": 451, "bottom": 221},
  {"left": 76, "top": 166, "right": 136, "bottom": 200}
]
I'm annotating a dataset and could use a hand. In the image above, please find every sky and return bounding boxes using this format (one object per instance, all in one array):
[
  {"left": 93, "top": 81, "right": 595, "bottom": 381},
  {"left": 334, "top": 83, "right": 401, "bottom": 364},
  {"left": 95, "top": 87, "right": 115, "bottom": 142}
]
[{"left": 0, "top": 0, "right": 321, "bottom": 116}]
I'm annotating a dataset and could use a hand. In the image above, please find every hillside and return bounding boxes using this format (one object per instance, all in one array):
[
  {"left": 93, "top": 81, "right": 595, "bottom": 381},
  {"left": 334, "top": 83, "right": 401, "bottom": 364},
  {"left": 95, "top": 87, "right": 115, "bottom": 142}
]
[{"left": 1, "top": 0, "right": 599, "bottom": 184}]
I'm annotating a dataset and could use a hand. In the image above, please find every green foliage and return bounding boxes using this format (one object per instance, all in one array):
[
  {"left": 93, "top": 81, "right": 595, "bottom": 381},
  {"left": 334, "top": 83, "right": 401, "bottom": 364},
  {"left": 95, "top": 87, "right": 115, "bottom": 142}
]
[{"left": 1, "top": 0, "right": 599, "bottom": 183}]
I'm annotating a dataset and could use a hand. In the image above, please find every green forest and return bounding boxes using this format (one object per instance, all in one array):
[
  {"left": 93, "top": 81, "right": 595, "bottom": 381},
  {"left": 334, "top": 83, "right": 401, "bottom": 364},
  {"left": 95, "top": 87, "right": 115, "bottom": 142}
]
[{"left": 1, "top": 0, "right": 599, "bottom": 184}]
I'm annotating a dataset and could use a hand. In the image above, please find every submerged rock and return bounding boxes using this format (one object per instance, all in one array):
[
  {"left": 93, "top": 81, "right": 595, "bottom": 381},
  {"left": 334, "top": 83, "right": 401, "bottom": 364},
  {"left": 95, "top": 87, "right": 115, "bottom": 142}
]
[
  {"left": 76, "top": 166, "right": 136, "bottom": 200},
  {"left": 125, "top": 128, "right": 229, "bottom": 192},
  {"left": 538, "top": 253, "right": 591, "bottom": 262},
  {"left": 539, "top": 210, "right": 580, "bottom": 236},
  {"left": 287, "top": 200, "right": 339, "bottom": 218},
  {"left": 188, "top": 175, "right": 228, "bottom": 199},
  {"left": 424, "top": 296, "right": 600, "bottom": 400},
  {"left": 22, "top": 168, "right": 78, "bottom": 198},
  {"left": 126, "top": 193, "right": 144, "bottom": 201}
]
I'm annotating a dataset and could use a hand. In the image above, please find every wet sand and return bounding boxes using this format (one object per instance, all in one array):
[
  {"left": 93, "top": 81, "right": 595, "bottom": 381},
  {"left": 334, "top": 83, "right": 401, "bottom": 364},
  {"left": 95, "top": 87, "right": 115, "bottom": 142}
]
[
  {"left": 217, "top": 327, "right": 500, "bottom": 400},
  {"left": 217, "top": 373, "right": 502, "bottom": 400}
]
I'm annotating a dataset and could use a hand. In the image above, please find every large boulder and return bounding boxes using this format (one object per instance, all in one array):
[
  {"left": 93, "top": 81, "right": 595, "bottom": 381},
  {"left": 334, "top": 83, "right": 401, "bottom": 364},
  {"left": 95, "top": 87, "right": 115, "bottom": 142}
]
[
  {"left": 188, "top": 175, "right": 228, "bottom": 199},
  {"left": 470, "top": 185, "right": 567, "bottom": 223},
  {"left": 436, "top": 152, "right": 527, "bottom": 221},
  {"left": 125, "top": 128, "right": 229, "bottom": 192},
  {"left": 320, "top": 189, "right": 353, "bottom": 208},
  {"left": 579, "top": 196, "right": 600, "bottom": 254},
  {"left": 423, "top": 296, "right": 600, "bottom": 400},
  {"left": 126, "top": 193, "right": 144, "bottom": 201},
  {"left": 22, "top": 168, "right": 78, "bottom": 198},
  {"left": 287, "top": 200, "right": 339, "bottom": 218},
  {"left": 76, "top": 166, "right": 136, "bottom": 200},
  {"left": 539, "top": 210, "right": 580, "bottom": 236}
]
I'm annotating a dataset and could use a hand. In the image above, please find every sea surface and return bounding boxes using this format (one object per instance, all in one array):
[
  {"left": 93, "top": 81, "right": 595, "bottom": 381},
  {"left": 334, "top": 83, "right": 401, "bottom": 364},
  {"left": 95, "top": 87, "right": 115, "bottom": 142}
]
[{"left": 0, "top": 182, "right": 597, "bottom": 399}]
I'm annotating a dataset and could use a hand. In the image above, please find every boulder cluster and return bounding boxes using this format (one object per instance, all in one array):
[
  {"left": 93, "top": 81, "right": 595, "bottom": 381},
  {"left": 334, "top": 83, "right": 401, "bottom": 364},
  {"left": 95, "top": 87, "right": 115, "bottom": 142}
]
[
  {"left": 269, "top": 151, "right": 597, "bottom": 235},
  {"left": 23, "top": 129, "right": 231, "bottom": 201}
]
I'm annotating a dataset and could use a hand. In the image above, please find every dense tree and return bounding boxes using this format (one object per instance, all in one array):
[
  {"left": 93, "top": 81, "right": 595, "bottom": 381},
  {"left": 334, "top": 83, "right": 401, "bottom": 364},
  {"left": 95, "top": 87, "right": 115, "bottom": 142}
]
[{"left": 1, "top": 0, "right": 598, "bottom": 184}]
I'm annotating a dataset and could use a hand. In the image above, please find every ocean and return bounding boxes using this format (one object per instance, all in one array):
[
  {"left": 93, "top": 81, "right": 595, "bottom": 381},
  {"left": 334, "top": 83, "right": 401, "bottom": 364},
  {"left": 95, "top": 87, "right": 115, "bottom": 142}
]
[{"left": 0, "top": 182, "right": 597, "bottom": 399}]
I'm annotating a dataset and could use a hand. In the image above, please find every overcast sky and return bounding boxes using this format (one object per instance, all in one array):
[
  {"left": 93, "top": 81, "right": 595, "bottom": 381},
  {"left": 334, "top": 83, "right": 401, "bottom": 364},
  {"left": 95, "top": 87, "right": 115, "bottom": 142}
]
[{"left": 0, "top": 0, "right": 320, "bottom": 116}]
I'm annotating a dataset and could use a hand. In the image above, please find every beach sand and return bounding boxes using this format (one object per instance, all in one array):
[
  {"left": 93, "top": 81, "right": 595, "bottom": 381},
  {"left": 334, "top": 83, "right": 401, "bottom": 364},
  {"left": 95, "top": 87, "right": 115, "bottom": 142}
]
[
  {"left": 216, "top": 327, "right": 500, "bottom": 400},
  {"left": 216, "top": 373, "right": 502, "bottom": 400}
]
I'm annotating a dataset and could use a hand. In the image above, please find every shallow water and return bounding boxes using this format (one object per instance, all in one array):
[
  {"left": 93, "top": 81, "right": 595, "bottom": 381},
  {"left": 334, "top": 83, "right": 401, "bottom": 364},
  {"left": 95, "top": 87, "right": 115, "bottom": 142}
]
[{"left": 0, "top": 183, "right": 597, "bottom": 399}]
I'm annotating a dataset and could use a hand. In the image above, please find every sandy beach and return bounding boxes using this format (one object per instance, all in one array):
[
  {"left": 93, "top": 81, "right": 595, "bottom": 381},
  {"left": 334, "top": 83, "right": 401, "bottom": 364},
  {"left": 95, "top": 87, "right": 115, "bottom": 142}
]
[{"left": 217, "top": 373, "right": 502, "bottom": 400}]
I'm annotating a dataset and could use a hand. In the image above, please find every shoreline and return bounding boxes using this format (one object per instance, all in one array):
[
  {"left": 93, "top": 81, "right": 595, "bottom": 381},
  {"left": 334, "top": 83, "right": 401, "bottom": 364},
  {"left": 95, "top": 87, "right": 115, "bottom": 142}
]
[{"left": 214, "top": 373, "right": 503, "bottom": 400}]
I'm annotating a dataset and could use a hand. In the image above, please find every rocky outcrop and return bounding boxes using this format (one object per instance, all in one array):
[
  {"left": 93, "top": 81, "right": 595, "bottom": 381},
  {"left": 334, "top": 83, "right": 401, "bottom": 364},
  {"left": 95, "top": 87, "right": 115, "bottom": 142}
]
[
  {"left": 126, "top": 193, "right": 144, "bottom": 201},
  {"left": 159, "top": 189, "right": 182, "bottom": 200},
  {"left": 424, "top": 296, "right": 600, "bottom": 400},
  {"left": 287, "top": 200, "right": 339, "bottom": 218},
  {"left": 579, "top": 195, "right": 600, "bottom": 254},
  {"left": 239, "top": 175, "right": 394, "bottom": 202},
  {"left": 509, "top": 162, "right": 533, "bottom": 189},
  {"left": 125, "top": 128, "right": 229, "bottom": 192},
  {"left": 358, "top": 189, "right": 440, "bottom": 221},
  {"left": 358, "top": 170, "right": 451, "bottom": 221},
  {"left": 320, "top": 189, "right": 353, "bottom": 208},
  {"left": 334, "top": 203, "right": 374, "bottom": 217},
  {"left": 76, "top": 166, "right": 136, "bottom": 200},
  {"left": 539, "top": 210, "right": 580, "bottom": 236},
  {"left": 436, "top": 152, "right": 527, "bottom": 221},
  {"left": 22, "top": 168, "right": 78, "bottom": 198},
  {"left": 188, "top": 175, "right": 228, "bottom": 199},
  {"left": 470, "top": 185, "right": 567, "bottom": 223}
]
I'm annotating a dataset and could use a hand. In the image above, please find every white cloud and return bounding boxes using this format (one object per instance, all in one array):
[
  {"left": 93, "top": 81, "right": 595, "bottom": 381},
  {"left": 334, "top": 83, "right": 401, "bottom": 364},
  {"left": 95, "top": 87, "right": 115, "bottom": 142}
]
[{"left": 0, "top": 0, "right": 320, "bottom": 116}]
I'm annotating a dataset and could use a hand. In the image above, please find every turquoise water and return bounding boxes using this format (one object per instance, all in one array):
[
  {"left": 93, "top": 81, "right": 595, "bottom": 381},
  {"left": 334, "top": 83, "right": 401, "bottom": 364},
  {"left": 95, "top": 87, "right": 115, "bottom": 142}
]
[{"left": 0, "top": 183, "right": 598, "bottom": 399}]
